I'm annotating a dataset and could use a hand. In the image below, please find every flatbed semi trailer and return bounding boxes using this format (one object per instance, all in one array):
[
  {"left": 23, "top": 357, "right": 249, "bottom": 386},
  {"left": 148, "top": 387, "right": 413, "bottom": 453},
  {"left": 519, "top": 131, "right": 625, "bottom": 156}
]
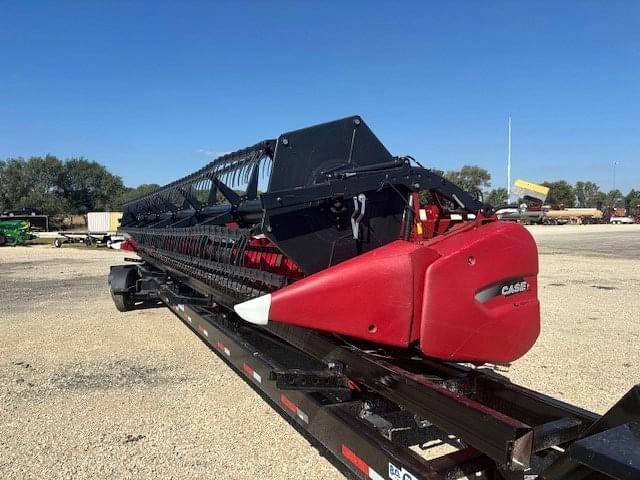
[{"left": 110, "top": 260, "right": 640, "bottom": 480}]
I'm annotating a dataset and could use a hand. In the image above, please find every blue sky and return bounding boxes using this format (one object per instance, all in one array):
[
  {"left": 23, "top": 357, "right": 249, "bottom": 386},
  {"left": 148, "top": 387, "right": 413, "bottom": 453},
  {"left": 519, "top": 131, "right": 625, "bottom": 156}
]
[{"left": 1, "top": 1, "right": 638, "bottom": 193}]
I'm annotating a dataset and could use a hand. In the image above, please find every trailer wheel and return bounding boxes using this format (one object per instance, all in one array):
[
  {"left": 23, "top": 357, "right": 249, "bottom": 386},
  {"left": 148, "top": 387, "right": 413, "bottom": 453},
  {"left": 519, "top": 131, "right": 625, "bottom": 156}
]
[
  {"left": 53, "top": 238, "right": 63, "bottom": 248},
  {"left": 110, "top": 290, "right": 135, "bottom": 312},
  {"left": 0, "top": 235, "right": 6, "bottom": 245},
  {"left": 108, "top": 265, "right": 139, "bottom": 312}
]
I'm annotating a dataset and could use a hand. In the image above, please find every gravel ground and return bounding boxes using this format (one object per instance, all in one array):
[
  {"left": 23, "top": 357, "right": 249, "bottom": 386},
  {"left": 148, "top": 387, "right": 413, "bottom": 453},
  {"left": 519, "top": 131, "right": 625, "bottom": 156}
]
[{"left": 1, "top": 225, "right": 639, "bottom": 479}]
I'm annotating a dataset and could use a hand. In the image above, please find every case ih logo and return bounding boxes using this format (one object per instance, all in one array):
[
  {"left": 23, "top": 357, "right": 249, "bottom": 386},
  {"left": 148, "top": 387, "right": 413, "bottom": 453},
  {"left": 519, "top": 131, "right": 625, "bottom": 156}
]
[
  {"left": 501, "top": 280, "right": 529, "bottom": 297},
  {"left": 474, "top": 277, "right": 530, "bottom": 303}
]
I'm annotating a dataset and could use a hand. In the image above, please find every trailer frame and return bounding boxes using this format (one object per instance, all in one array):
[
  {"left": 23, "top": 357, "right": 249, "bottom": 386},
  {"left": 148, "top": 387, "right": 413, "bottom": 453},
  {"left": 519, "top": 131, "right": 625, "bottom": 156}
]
[
  {"left": 37, "top": 230, "right": 124, "bottom": 248},
  {"left": 109, "top": 262, "right": 640, "bottom": 480}
]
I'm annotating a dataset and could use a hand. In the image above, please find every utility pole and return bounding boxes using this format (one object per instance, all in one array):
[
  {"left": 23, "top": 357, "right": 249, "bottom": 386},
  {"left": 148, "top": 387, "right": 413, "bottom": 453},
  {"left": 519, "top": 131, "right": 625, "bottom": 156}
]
[
  {"left": 613, "top": 161, "right": 619, "bottom": 191},
  {"left": 507, "top": 116, "right": 512, "bottom": 197}
]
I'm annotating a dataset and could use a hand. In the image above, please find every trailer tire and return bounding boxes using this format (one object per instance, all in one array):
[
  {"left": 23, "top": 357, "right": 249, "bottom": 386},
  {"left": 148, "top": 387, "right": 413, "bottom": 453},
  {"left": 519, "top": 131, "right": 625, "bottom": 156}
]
[
  {"left": 108, "top": 265, "right": 140, "bottom": 312},
  {"left": 110, "top": 291, "right": 135, "bottom": 312},
  {"left": 0, "top": 235, "right": 6, "bottom": 245},
  {"left": 54, "top": 238, "right": 63, "bottom": 248}
]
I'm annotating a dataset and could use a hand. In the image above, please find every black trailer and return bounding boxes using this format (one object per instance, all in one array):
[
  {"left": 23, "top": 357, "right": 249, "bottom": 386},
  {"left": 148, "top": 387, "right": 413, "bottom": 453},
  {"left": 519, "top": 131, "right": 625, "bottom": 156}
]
[
  {"left": 109, "top": 261, "right": 640, "bottom": 480},
  {"left": 0, "top": 214, "right": 50, "bottom": 232}
]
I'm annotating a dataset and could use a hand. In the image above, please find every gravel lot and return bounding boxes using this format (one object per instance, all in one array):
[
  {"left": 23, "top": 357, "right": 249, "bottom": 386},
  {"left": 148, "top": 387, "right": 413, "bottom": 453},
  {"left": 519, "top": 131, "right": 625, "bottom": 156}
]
[{"left": 1, "top": 224, "right": 639, "bottom": 479}]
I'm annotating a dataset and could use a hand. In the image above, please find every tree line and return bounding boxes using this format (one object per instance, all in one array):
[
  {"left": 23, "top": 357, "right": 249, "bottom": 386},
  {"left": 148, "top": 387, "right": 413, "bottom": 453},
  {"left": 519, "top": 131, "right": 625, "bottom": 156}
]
[
  {"left": 424, "top": 165, "right": 639, "bottom": 210},
  {"left": 0, "top": 155, "right": 159, "bottom": 216},
  {"left": 1, "top": 155, "right": 638, "bottom": 216}
]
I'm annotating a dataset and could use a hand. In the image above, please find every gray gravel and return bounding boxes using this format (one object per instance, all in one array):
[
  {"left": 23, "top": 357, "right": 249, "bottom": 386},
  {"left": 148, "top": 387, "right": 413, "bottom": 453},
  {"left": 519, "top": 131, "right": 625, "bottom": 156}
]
[
  {"left": 1, "top": 225, "right": 639, "bottom": 479},
  {"left": 1, "top": 247, "right": 342, "bottom": 479}
]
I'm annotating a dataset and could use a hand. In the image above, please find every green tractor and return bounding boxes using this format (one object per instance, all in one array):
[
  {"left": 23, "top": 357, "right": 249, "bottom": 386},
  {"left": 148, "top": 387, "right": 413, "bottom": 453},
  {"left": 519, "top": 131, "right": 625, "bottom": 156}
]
[{"left": 0, "top": 219, "right": 33, "bottom": 246}]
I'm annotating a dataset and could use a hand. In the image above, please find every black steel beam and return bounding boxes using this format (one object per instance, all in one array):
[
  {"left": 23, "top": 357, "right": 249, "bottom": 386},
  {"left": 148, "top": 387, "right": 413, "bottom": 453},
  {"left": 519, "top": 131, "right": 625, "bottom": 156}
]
[
  {"left": 266, "top": 323, "right": 533, "bottom": 470},
  {"left": 158, "top": 299, "right": 499, "bottom": 480}
]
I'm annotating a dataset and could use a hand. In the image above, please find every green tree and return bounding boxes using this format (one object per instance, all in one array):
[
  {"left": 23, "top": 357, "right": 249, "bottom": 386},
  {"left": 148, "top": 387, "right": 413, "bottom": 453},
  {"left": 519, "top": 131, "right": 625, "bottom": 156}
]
[
  {"left": 603, "top": 189, "right": 624, "bottom": 208},
  {"left": 445, "top": 165, "right": 491, "bottom": 193},
  {"left": 626, "top": 189, "right": 640, "bottom": 216},
  {"left": 574, "top": 181, "right": 604, "bottom": 207},
  {"left": 0, "top": 155, "right": 70, "bottom": 215},
  {"left": 486, "top": 187, "right": 508, "bottom": 207},
  {"left": 626, "top": 189, "right": 640, "bottom": 207},
  {"left": 0, "top": 158, "right": 26, "bottom": 212},
  {"left": 62, "top": 158, "right": 126, "bottom": 212},
  {"left": 542, "top": 180, "right": 576, "bottom": 207},
  {"left": 112, "top": 184, "right": 161, "bottom": 210},
  {"left": 0, "top": 155, "right": 127, "bottom": 215},
  {"left": 0, "top": 159, "right": 8, "bottom": 212}
]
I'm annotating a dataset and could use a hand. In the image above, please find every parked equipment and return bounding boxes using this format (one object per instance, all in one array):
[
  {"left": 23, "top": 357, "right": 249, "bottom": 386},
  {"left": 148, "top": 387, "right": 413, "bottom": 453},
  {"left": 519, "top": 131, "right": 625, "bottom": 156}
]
[
  {"left": 39, "top": 211, "right": 123, "bottom": 248},
  {"left": 510, "top": 178, "right": 549, "bottom": 204},
  {"left": 88, "top": 211, "right": 122, "bottom": 232},
  {"left": 47, "top": 231, "right": 124, "bottom": 248},
  {"left": 0, "top": 219, "right": 33, "bottom": 246},
  {"left": 0, "top": 211, "right": 50, "bottom": 232},
  {"left": 609, "top": 216, "right": 635, "bottom": 224},
  {"left": 543, "top": 208, "right": 603, "bottom": 224},
  {"left": 110, "top": 116, "right": 639, "bottom": 479}
]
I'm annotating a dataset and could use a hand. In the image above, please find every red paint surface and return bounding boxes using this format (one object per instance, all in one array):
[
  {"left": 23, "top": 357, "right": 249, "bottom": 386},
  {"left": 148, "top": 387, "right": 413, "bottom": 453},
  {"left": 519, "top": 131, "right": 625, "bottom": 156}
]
[
  {"left": 241, "top": 237, "right": 303, "bottom": 280},
  {"left": 419, "top": 221, "right": 539, "bottom": 362},
  {"left": 269, "top": 240, "right": 440, "bottom": 346},
  {"left": 266, "top": 220, "right": 540, "bottom": 363}
]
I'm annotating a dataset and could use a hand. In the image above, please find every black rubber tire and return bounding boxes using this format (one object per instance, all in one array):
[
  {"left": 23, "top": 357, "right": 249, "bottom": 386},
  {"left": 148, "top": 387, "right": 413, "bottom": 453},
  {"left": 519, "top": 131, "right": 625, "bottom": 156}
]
[
  {"left": 110, "top": 290, "right": 134, "bottom": 312},
  {"left": 109, "top": 266, "right": 139, "bottom": 312},
  {"left": 53, "top": 238, "right": 63, "bottom": 248},
  {"left": 0, "top": 235, "right": 6, "bottom": 245}
]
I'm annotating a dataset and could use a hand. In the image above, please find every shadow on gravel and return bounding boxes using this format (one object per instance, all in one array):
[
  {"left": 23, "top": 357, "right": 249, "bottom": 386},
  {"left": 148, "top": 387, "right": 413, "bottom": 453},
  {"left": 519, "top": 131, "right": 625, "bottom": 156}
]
[
  {"left": 1, "top": 359, "right": 190, "bottom": 404},
  {"left": 50, "top": 360, "right": 189, "bottom": 391},
  {"left": 0, "top": 275, "right": 107, "bottom": 303}
]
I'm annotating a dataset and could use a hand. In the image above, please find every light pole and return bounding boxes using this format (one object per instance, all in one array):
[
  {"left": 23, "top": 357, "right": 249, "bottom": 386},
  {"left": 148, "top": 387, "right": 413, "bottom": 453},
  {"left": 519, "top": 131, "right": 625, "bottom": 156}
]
[
  {"left": 507, "top": 116, "right": 511, "bottom": 197},
  {"left": 613, "top": 161, "right": 619, "bottom": 192}
]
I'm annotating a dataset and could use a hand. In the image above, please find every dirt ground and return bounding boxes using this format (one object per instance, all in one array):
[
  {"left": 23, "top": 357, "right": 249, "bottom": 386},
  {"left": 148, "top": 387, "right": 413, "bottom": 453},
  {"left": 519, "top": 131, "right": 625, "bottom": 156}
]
[{"left": 1, "top": 224, "right": 639, "bottom": 479}]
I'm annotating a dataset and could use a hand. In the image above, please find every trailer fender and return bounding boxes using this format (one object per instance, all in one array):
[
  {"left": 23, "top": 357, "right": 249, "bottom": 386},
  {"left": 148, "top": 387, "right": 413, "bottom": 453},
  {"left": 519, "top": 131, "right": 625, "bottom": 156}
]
[{"left": 108, "top": 265, "right": 139, "bottom": 294}]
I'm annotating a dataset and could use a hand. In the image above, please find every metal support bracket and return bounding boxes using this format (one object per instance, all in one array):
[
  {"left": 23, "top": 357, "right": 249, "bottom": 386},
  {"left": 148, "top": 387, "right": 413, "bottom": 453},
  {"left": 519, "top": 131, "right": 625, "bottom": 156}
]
[
  {"left": 269, "top": 366, "right": 352, "bottom": 401},
  {"left": 350, "top": 193, "right": 367, "bottom": 240}
]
